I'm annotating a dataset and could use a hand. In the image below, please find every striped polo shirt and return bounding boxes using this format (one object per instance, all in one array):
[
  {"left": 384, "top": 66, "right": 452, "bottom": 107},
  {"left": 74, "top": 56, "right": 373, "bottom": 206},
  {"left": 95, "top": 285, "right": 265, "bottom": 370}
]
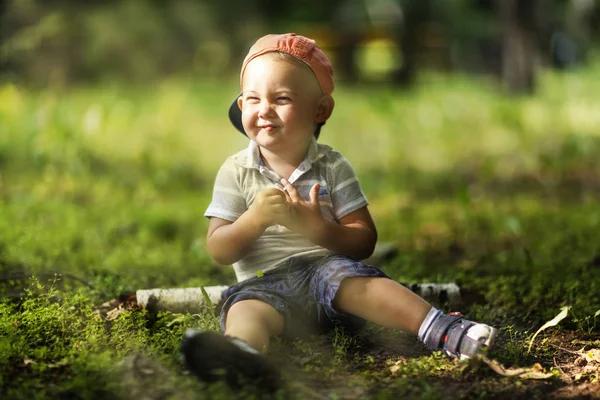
[{"left": 205, "top": 138, "right": 369, "bottom": 282}]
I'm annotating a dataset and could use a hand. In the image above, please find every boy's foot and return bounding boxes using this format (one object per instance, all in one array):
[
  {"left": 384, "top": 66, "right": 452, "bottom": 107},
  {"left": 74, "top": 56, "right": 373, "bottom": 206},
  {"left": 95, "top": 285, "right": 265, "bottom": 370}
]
[
  {"left": 423, "top": 312, "right": 497, "bottom": 360},
  {"left": 180, "top": 329, "right": 281, "bottom": 392}
]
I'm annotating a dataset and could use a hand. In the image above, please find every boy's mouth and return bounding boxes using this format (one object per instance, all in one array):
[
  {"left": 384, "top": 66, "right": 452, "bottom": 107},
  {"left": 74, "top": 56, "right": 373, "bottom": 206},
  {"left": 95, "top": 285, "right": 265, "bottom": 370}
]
[{"left": 259, "top": 124, "right": 278, "bottom": 132}]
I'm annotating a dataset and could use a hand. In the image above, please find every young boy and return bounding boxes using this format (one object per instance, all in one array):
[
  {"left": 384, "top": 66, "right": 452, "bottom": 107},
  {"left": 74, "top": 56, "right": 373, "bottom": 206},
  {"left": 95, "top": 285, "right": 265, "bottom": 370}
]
[{"left": 181, "top": 33, "right": 497, "bottom": 388}]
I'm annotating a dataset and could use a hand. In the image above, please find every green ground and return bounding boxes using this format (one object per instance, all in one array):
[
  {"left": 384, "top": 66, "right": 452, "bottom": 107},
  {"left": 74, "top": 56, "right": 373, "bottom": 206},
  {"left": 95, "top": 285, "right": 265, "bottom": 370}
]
[{"left": 1, "top": 63, "right": 600, "bottom": 399}]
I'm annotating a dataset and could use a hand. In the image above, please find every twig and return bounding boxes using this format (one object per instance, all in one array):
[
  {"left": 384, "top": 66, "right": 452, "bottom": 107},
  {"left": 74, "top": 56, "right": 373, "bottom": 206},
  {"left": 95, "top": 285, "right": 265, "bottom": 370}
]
[
  {"left": 548, "top": 343, "right": 584, "bottom": 355},
  {"left": 480, "top": 356, "right": 554, "bottom": 379},
  {"left": 553, "top": 356, "right": 572, "bottom": 384}
]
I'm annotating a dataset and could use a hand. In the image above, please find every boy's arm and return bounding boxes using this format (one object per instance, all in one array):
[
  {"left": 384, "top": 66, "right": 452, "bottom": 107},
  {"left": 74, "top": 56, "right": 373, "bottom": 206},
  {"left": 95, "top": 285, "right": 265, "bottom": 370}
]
[
  {"left": 206, "top": 214, "right": 264, "bottom": 265},
  {"left": 311, "top": 206, "right": 377, "bottom": 260},
  {"left": 206, "top": 188, "right": 288, "bottom": 265},
  {"left": 280, "top": 179, "right": 377, "bottom": 260}
]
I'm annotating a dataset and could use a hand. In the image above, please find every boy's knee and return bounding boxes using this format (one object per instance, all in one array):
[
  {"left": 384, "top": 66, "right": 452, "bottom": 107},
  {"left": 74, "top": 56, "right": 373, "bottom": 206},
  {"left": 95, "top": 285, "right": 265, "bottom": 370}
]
[
  {"left": 227, "top": 299, "right": 284, "bottom": 335},
  {"left": 332, "top": 276, "right": 366, "bottom": 309},
  {"left": 333, "top": 276, "right": 388, "bottom": 311}
]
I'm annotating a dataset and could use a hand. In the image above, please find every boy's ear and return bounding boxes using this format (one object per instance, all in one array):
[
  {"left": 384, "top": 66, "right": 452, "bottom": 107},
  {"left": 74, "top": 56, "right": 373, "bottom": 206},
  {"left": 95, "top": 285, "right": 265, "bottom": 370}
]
[
  {"left": 237, "top": 95, "right": 243, "bottom": 111},
  {"left": 315, "top": 95, "right": 334, "bottom": 123}
]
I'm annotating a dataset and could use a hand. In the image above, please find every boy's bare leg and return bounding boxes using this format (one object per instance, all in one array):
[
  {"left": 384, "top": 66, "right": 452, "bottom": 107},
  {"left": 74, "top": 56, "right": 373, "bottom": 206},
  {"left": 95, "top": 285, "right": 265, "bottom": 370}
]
[
  {"left": 333, "top": 276, "right": 431, "bottom": 334},
  {"left": 225, "top": 299, "right": 285, "bottom": 352},
  {"left": 333, "top": 276, "right": 497, "bottom": 360}
]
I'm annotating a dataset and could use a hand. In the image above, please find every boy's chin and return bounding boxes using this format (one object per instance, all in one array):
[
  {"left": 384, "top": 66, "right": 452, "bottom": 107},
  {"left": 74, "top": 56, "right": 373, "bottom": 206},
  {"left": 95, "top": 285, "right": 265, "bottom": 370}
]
[
  {"left": 255, "top": 130, "right": 285, "bottom": 143},
  {"left": 254, "top": 137, "right": 282, "bottom": 149}
]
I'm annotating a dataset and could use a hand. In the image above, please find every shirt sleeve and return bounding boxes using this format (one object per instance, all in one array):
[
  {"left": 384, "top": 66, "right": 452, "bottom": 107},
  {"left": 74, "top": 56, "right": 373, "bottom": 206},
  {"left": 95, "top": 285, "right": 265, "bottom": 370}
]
[
  {"left": 328, "top": 152, "right": 369, "bottom": 219},
  {"left": 204, "top": 159, "right": 247, "bottom": 222}
]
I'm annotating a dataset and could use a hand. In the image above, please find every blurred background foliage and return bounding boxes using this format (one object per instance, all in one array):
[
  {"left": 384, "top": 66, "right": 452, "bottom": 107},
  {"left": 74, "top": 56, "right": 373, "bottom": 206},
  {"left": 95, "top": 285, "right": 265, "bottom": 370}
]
[
  {"left": 1, "top": 0, "right": 600, "bottom": 303},
  {"left": 1, "top": 0, "right": 599, "bottom": 90},
  {"left": 1, "top": 0, "right": 600, "bottom": 297}
]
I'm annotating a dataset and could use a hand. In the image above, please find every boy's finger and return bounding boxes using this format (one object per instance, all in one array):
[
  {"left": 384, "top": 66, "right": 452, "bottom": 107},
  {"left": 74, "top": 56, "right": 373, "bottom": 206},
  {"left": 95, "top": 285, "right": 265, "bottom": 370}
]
[
  {"left": 280, "top": 178, "right": 301, "bottom": 202},
  {"left": 283, "top": 190, "right": 292, "bottom": 203},
  {"left": 272, "top": 187, "right": 292, "bottom": 203},
  {"left": 309, "top": 183, "right": 320, "bottom": 204}
]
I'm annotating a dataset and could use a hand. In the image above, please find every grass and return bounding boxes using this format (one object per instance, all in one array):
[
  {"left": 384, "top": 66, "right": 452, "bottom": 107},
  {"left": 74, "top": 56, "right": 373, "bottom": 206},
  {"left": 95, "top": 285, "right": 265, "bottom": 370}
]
[{"left": 1, "top": 59, "right": 600, "bottom": 398}]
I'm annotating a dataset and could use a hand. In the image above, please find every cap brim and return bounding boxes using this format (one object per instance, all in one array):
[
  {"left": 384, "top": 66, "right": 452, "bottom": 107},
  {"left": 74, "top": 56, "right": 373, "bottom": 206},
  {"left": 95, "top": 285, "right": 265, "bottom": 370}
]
[{"left": 228, "top": 94, "right": 246, "bottom": 135}]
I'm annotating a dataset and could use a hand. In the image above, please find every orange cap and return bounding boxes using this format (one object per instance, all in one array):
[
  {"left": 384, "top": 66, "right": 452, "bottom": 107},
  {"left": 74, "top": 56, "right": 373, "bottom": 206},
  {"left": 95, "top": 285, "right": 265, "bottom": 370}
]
[
  {"left": 241, "top": 33, "right": 334, "bottom": 95},
  {"left": 229, "top": 33, "right": 334, "bottom": 135}
]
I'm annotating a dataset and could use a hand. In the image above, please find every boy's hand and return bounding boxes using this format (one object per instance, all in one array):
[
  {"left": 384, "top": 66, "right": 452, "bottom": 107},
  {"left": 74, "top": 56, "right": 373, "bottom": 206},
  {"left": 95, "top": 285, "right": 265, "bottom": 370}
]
[
  {"left": 249, "top": 188, "right": 289, "bottom": 229},
  {"left": 279, "top": 178, "right": 325, "bottom": 238}
]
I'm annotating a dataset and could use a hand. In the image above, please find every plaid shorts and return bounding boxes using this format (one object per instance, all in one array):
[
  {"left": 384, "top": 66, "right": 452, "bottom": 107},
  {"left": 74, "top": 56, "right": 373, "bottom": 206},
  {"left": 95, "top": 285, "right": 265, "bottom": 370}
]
[{"left": 219, "top": 254, "right": 389, "bottom": 338}]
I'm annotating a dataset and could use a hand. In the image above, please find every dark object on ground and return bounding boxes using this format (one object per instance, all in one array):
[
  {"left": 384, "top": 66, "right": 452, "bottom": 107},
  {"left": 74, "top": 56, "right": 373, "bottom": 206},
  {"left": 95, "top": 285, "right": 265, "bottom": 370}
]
[{"left": 180, "top": 329, "right": 281, "bottom": 393}]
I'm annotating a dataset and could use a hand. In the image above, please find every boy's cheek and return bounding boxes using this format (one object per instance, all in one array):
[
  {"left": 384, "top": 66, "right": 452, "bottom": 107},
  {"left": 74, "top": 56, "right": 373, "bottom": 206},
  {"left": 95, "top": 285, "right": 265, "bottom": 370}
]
[
  {"left": 242, "top": 109, "right": 259, "bottom": 123},
  {"left": 241, "top": 114, "right": 255, "bottom": 130}
]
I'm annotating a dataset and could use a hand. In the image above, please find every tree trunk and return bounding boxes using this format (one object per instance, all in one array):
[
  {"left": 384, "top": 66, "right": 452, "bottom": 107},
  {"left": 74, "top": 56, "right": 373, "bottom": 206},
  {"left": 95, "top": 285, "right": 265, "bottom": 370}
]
[
  {"left": 498, "top": 0, "right": 537, "bottom": 94},
  {"left": 393, "top": 0, "right": 433, "bottom": 87},
  {"left": 0, "top": 0, "right": 8, "bottom": 76}
]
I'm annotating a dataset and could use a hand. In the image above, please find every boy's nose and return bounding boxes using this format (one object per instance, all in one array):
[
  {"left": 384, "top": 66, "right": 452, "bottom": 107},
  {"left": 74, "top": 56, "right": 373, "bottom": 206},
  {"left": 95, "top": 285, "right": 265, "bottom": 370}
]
[{"left": 258, "top": 101, "right": 274, "bottom": 118}]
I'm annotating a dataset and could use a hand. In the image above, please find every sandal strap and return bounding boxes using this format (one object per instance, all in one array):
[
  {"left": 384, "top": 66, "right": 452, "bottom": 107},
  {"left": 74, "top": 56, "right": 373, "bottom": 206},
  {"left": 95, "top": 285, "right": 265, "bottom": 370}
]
[
  {"left": 424, "top": 313, "right": 463, "bottom": 350},
  {"left": 444, "top": 319, "right": 476, "bottom": 357}
]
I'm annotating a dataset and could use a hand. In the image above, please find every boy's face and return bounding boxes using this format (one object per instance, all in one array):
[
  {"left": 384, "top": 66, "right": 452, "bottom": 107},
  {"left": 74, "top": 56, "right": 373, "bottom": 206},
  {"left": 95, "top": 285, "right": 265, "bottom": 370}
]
[{"left": 238, "top": 54, "right": 330, "bottom": 157}]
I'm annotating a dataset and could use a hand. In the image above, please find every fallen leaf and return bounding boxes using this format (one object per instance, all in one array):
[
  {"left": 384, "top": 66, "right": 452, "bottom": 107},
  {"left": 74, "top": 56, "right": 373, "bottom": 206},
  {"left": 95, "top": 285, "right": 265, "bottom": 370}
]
[
  {"left": 481, "top": 356, "right": 554, "bottom": 380},
  {"left": 106, "top": 305, "right": 126, "bottom": 321},
  {"left": 584, "top": 349, "right": 600, "bottom": 363},
  {"left": 23, "top": 357, "right": 36, "bottom": 366},
  {"left": 583, "top": 364, "right": 599, "bottom": 374},
  {"left": 528, "top": 306, "right": 570, "bottom": 354}
]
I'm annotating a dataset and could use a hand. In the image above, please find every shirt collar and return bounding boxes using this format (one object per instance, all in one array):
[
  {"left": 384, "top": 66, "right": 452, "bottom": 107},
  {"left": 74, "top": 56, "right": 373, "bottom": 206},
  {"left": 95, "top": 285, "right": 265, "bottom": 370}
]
[
  {"left": 305, "top": 136, "right": 322, "bottom": 164},
  {"left": 246, "top": 139, "right": 262, "bottom": 168},
  {"left": 244, "top": 137, "right": 325, "bottom": 170}
]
